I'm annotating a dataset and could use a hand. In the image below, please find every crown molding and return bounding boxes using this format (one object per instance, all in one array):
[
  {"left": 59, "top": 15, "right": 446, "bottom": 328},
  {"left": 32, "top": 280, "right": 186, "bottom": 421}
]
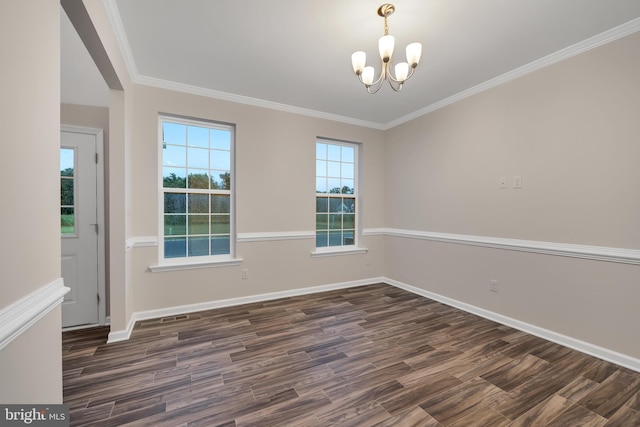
[
  {"left": 384, "top": 17, "right": 640, "bottom": 129},
  {"left": 135, "top": 74, "right": 387, "bottom": 130},
  {"left": 103, "top": 1, "right": 640, "bottom": 131},
  {"left": 103, "top": 0, "right": 384, "bottom": 129},
  {"left": 103, "top": 0, "right": 139, "bottom": 79}
]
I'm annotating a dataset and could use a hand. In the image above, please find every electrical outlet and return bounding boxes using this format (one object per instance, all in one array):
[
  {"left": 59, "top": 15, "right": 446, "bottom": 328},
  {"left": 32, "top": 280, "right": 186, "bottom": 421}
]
[
  {"left": 489, "top": 279, "right": 498, "bottom": 293},
  {"left": 242, "top": 269, "right": 249, "bottom": 280}
]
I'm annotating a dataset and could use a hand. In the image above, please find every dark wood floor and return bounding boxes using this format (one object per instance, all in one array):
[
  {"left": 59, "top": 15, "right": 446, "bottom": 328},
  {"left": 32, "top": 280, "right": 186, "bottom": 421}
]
[{"left": 63, "top": 283, "right": 640, "bottom": 426}]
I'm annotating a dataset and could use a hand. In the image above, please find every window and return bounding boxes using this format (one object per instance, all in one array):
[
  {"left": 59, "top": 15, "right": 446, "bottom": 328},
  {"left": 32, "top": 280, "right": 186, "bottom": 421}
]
[
  {"left": 60, "top": 148, "right": 75, "bottom": 235},
  {"left": 160, "top": 116, "right": 234, "bottom": 261},
  {"left": 315, "top": 140, "right": 358, "bottom": 248}
]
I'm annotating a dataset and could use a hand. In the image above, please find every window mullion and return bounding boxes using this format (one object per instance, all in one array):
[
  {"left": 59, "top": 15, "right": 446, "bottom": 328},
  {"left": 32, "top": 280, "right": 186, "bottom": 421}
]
[
  {"left": 315, "top": 139, "right": 358, "bottom": 249},
  {"left": 160, "top": 115, "right": 234, "bottom": 260}
]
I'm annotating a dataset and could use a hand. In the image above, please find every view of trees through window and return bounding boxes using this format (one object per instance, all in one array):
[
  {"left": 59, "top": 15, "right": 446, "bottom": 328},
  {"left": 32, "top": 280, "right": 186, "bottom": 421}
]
[
  {"left": 316, "top": 140, "right": 357, "bottom": 248},
  {"left": 161, "top": 117, "right": 233, "bottom": 259},
  {"left": 61, "top": 148, "right": 75, "bottom": 235}
]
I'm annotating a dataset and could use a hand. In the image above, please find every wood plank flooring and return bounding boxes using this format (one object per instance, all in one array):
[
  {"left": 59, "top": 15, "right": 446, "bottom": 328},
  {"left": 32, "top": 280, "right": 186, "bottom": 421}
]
[{"left": 63, "top": 283, "right": 640, "bottom": 426}]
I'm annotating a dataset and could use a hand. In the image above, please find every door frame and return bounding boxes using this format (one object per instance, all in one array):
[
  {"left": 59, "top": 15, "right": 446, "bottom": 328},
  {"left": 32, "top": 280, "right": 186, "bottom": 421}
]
[{"left": 61, "top": 124, "right": 106, "bottom": 327}]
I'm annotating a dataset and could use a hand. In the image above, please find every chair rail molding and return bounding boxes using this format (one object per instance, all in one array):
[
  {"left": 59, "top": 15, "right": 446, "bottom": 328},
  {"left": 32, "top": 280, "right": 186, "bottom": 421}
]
[
  {"left": 378, "top": 228, "right": 640, "bottom": 265},
  {"left": 125, "top": 236, "right": 158, "bottom": 251},
  {"left": 0, "top": 279, "right": 70, "bottom": 351},
  {"left": 237, "top": 231, "right": 315, "bottom": 243}
]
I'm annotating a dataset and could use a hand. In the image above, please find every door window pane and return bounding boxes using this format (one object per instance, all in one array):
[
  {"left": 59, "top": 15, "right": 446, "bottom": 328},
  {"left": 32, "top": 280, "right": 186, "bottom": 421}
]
[{"left": 60, "top": 148, "right": 75, "bottom": 235}]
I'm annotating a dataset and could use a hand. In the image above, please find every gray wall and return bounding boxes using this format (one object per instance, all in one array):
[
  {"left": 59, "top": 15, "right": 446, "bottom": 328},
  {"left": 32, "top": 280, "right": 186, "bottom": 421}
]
[
  {"left": 127, "top": 85, "right": 386, "bottom": 312},
  {"left": 81, "top": 3, "right": 640, "bottom": 369},
  {"left": 384, "top": 31, "right": 640, "bottom": 358}
]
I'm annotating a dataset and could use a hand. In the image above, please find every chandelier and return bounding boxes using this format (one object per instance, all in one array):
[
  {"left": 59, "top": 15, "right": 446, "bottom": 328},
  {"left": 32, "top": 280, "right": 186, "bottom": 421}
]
[{"left": 351, "top": 3, "right": 422, "bottom": 93}]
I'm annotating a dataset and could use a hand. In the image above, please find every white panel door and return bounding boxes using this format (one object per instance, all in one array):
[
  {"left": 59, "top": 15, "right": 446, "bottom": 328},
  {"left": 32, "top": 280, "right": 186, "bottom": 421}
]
[{"left": 61, "top": 129, "right": 99, "bottom": 328}]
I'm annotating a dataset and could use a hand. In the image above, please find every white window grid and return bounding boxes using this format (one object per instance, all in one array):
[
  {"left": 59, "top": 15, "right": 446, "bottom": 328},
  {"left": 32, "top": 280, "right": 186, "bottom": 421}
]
[
  {"left": 158, "top": 115, "right": 235, "bottom": 261},
  {"left": 315, "top": 139, "right": 359, "bottom": 249}
]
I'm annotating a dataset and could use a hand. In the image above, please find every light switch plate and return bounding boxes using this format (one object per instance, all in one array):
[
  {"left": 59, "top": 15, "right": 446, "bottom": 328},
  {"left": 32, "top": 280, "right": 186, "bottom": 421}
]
[{"left": 513, "top": 175, "right": 522, "bottom": 189}]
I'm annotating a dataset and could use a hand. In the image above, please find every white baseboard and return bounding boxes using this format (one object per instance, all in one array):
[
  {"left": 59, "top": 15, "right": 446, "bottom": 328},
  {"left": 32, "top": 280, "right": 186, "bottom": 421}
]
[
  {"left": 107, "top": 315, "right": 137, "bottom": 343},
  {"left": 107, "top": 277, "right": 384, "bottom": 343},
  {"left": 105, "top": 275, "right": 640, "bottom": 372},
  {"left": 384, "top": 277, "right": 640, "bottom": 373},
  {"left": 0, "top": 278, "right": 70, "bottom": 351}
]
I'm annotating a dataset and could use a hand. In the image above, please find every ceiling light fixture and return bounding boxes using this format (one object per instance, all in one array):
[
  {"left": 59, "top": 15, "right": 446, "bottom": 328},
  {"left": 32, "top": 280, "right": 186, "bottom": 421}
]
[{"left": 351, "top": 3, "right": 422, "bottom": 94}]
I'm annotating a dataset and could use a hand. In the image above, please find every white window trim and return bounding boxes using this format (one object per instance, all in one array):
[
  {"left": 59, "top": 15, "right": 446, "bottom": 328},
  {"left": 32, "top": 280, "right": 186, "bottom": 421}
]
[
  {"left": 156, "top": 114, "right": 238, "bottom": 269},
  {"left": 314, "top": 138, "right": 364, "bottom": 253},
  {"left": 149, "top": 255, "right": 243, "bottom": 272},
  {"left": 311, "top": 246, "right": 368, "bottom": 257}
]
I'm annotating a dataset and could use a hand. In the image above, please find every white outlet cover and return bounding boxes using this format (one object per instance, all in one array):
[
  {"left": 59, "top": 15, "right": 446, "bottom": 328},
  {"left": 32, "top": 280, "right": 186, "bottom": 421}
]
[{"left": 513, "top": 175, "right": 522, "bottom": 189}]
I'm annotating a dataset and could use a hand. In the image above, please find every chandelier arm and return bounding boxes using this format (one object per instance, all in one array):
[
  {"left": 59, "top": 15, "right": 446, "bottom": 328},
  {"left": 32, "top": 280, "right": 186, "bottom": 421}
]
[
  {"left": 387, "top": 65, "right": 400, "bottom": 83},
  {"left": 357, "top": 62, "right": 386, "bottom": 93},
  {"left": 388, "top": 79, "right": 404, "bottom": 92},
  {"left": 370, "top": 68, "right": 386, "bottom": 88},
  {"left": 366, "top": 75, "right": 385, "bottom": 94},
  {"left": 356, "top": 72, "right": 385, "bottom": 92},
  {"left": 367, "top": 83, "right": 384, "bottom": 94},
  {"left": 405, "top": 66, "right": 417, "bottom": 80},
  {"left": 352, "top": 3, "right": 420, "bottom": 93}
]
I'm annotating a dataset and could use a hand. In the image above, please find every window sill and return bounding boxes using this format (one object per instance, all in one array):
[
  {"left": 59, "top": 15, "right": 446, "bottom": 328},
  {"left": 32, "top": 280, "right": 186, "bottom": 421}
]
[
  {"left": 149, "top": 256, "right": 243, "bottom": 272},
  {"left": 311, "top": 247, "right": 368, "bottom": 258}
]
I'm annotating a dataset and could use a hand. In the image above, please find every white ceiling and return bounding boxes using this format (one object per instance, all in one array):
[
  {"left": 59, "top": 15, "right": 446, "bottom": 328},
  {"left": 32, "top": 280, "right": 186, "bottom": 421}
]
[
  {"left": 60, "top": 9, "right": 109, "bottom": 107},
  {"left": 61, "top": 0, "right": 640, "bottom": 128}
]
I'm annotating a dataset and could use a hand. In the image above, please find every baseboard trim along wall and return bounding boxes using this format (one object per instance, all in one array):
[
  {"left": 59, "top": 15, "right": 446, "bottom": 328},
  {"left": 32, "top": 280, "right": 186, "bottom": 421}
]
[
  {"left": 106, "top": 276, "right": 640, "bottom": 373},
  {"left": 0, "top": 278, "right": 70, "bottom": 351},
  {"left": 371, "top": 228, "right": 640, "bottom": 266},
  {"left": 106, "top": 277, "right": 382, "bottom": 343},
  {"left": 386, "top": 278, "right": 640, "bottom": 373}
]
